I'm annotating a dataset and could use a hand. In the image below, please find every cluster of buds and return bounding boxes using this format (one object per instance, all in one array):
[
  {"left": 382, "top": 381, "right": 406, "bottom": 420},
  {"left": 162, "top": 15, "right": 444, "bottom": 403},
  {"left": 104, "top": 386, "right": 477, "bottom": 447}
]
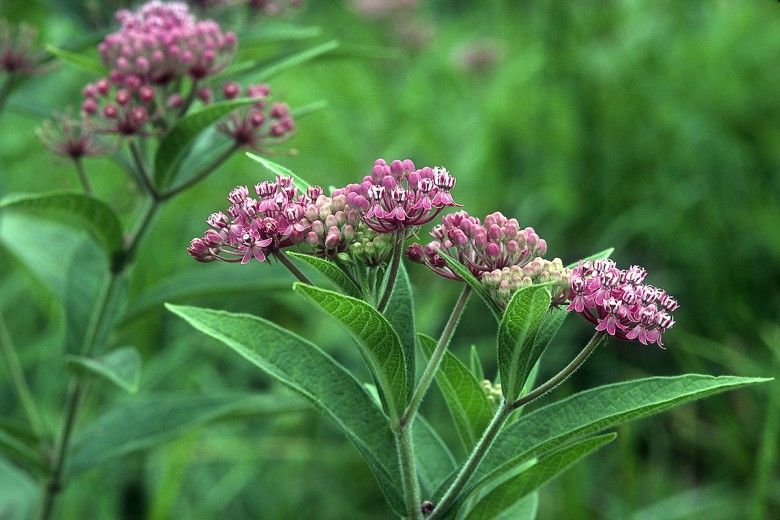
[
  {"left": 0, "top": 20, "right": 46, "bottom": 76},
  {"left": 480, "top": 379, "right": 502, "bottom": 405},
  {"left": 218, "top": 82, "right": 295, "bottom": 150},
  {"left": 188, "top": 175, "right": 311, "bottom": 263},
  {"left": 80, "top": 78, "right": 157, "bottom": 136},
  {"left": 37, "top": 113, "right": 111, "bottom": 159},
  {"left": 482, "top": 258, "right": 570, "bottom": 308},
  {"left": 336, "top": 159, "right": 458, "bottom": 233},
  {"left": 567, "top": 259, "right": 678, "bottom": 347},
  {"left": 407, "top": 211, "right": 547, "bottom": 281},
  {"left": 301, "top": 191, "right": 359, "bottom": 258},
  {"left": 347, "top": 227, "right": 395, "bottom": 267},
  {"left": 99, "top": 1, "right": 236, "bottom": 86}
]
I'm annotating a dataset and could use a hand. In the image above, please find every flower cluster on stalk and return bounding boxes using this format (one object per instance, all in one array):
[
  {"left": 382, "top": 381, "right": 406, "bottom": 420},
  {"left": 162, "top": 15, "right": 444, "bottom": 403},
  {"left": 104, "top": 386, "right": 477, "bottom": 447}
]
[
  {"left": 567, "top": 259, "right": 678, "bottom": 347},
  {"left": 37, "top": 113, "right": 112, "bottom": 159},
  {"left": 218, "top": 82, "right": 295, "bottom": 151},
  {"left": 0, "top": 20, "right": 46, "bottom": 76}
]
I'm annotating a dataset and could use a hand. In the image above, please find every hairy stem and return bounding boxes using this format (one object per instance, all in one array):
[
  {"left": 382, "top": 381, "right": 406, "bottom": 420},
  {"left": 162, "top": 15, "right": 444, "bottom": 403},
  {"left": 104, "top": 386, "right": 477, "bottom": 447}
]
[
  {"left": 71, "top": 158, "right": 92, "bottom": 195},
  {"left": 396, "top": 425, "right": 423, "bottom": 520},
  {"left": 160, "top": 143, "right": 239, "bottom": 200},
  {"left": 377, "top": 230, "right": 404, "bottom": 312},
  {"left": 400, "top": 285, "right": 472, "bottom": 427},
  {"left": 274, "top": 251, "right": 313, "bottom": 285}
]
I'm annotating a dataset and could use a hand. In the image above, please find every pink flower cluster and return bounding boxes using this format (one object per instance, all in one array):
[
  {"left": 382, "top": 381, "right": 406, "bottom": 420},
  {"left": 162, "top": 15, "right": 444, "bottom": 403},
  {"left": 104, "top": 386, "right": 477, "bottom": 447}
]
[
  {"left": 335, "top": 159, "right": 458, "bottom": 233},
  {"left": 99, "top": 1, "right": 236, "bottom": 85},
  {"left": 301, "top": 192, "right": 359, "bottom": 257},
  {"left": 1, "top": 20, "right": 45, "bottom": 76},
  {"left": 406, "top": 211, "right": 547, "bottom": 280},
  {"left": 568, "top": 259, "right": 678, "bottom": 347},
  {"left": 218, "top": 82, "right": 295, "bottom": 150},
  {"left": 81, "top": 78, "right": 155, "bottom": 136},
  {"left": 188, "top": 176, "right": 314, "bottom": 263}
]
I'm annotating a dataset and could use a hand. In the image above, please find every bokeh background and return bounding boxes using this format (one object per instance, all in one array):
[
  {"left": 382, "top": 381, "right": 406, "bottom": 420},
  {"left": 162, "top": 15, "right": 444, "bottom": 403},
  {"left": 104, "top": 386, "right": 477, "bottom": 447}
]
[{"left": 1, "top": 0, "right": 778, "bottom": 518}]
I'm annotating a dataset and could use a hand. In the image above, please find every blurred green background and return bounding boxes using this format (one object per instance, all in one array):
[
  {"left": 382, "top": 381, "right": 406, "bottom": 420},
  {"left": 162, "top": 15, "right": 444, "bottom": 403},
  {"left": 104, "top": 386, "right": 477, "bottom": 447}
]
[{"left": 1, "top": 0, "right": 778, "bottom": 518}]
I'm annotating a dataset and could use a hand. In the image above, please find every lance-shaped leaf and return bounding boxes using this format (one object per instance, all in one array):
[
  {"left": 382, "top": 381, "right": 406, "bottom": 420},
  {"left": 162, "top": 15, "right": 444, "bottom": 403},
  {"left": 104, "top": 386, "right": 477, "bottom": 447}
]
[
  {"left": 384, "top": 262, "right": 416, "bottom": 401},
  {"left": 436, "top": 250, "right": 501, "bottom": 322},
  {"left": 497, "top": 285, "right": 552, "bottom": 401},
  {"left": 165, "top": 304, "right": 405, "bottom": 513},
  {"left": 517, "top": 307, "right": 569, "bottom": 401},
  {"left": 415, "top": 417, "right": 457, "bottom": 498},
  {"left": 469, "top": 345, "right": 485, "bottom": 382},
  {"left": 246, "top": 152, "right": 312, "bottom": 191},
  {"left": 464, "top": 434, "right": 615, "bottom": 520},
  {"left": 286, "top": 252, "right": 362, "bottom": 298},
  {"left": 0, "top": 192, "right": 124, "bottom": 265},
  {"left": 247, "top": 40, "right": 339, "bottom": 83},
  {"left": 464, "top": 375, "right": 771, "bottom": 500},
  {"left": 45, "top": 44, "right": 106, "bottom": 76},
  {"left": 419, "top": 334, "right": 493, "bottom": 452},
  {"left": 293, "top": 283, "right": 408, "bottom": 424},
  {"left": 566, "top": 247, "right": 614, "bottom": 268},
  {"left": 153, "top": 97, "right": 259, "bottom": 188},
  {"left": 67, "top": 346, "right": 142, "bottom": 393}
]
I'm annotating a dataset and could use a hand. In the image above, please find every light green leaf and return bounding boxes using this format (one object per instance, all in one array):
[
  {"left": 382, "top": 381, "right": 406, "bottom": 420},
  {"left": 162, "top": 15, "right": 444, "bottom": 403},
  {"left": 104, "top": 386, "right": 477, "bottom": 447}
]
[
  {"left": 291, "top": 99, "right": 329, "bottom": 119},
  {"left": 67, "top": 346, "right": 142, "bottom": 393},
  {"left": 469, "top": 345, "right": 485, "bottom": 382},
  {"left": 464, "top": 434, "right": 615, "bottom": 520},
  {"left": 45, "top": 44, "right": 106, "bottom": 76},
  {"left": 466, "top": 375, "right": 771, "bottom": 500},
  {"left": 293, "top": 283, "right": 408, "bottom": 424},
  {"left": 437, "top": 250, "right": 501, "bottom": 322},
  {"left": 286, "top": 252, "right": 362, "bottom": 298},
  {"left": 248, "top": 40, "right": 339, "bottom": 82},
  {"left": 497, "top": 285, "right": 552, "bottom": 400},
  {"left": 165, "top": 304, "right": 405, "bottom": 514},
  {"left": 419, "top": 334, "right": 493, "bottom": 452},
  {"left": 239, "top": 24, "right": 323, "bottom": 44},
  {"left": 566, "top": 247, "right": 614, "bottom": 268},
  {"left": 415, "top": 417, "right": 457, "bottom": 498},
  {"left": 0, "top": 457, "right": 37, "bottom": 520},
  {"left": 494, "top": 492, "right": 538, "bottom": 520},
  {"left": 385, "top": 262, "right": 416, "bottom": 401},
  {"left": 517, "top": 307, "right": 569, "bottom": 401},
  {"left": 245, "top": 152, "right": 312, "bottom": 191},
  {"left": 0, "top": 192, "right": 124, "bottom": 265},
  {"left": 153, "top": 97, "right": 259, "bottom": 188}
]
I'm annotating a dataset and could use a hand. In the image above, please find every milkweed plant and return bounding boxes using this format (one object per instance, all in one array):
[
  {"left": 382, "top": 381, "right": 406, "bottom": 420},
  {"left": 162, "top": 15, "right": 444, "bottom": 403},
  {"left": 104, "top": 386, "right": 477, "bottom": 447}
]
[{"left": 0, "top": 1, "right": 770, "bottom": 519}]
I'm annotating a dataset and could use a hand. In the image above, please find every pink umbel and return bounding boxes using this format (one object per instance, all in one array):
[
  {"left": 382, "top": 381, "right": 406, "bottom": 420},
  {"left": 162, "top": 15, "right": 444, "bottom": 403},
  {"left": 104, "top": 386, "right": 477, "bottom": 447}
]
[
  {"left": 218, "top": 83, "right": 295, "bottom": 150},
  {"left": 567, "top": 259, "right": 678, "bottom": 347},
  {"left": 301, "top": 190, "right": 360, "bottom": 258}
]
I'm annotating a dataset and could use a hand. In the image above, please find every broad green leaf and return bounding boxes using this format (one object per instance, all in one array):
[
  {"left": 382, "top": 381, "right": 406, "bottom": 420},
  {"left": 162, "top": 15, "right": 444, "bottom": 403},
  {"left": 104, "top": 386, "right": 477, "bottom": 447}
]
[
  {"left": 62, "top": 239, "right": 108, "bottom": 354},
  {"left": 45, "top": 44, "right": 106, "bottom": 76},
  {"left": 415, "top": 417, "right": 457, "bottom": 498},
  {"left": 166, "top": 304, "right": 405, "bottom": 513},
  {"left": 419, "top": 334, "right": 493, "bottom": 452},
  {"left": 0, "top": 192, "right": 124, "bottom": 265},
  {"left": 465, "top": 375, "right": 771, "bottom": 500},
  {"left": 70, "top": 391, "right": 305, "bottom": 474},
  {"left": 494, "top": 492, "right": 538, "bottom": 520},
  {"left": 153, "top": 97, "right": 259, "bottom": 188},
  {"left": 498, "top": 285, "right": 552, "bottom": 400},
  {"left": 293, "top": 283, "right": 408, "bottom": 423},
  {"left": 464, "top": 434, "right": 615, "bottom": 520},
  {"left": 0, "top": 457, "right": 37, "bottom": 520},
  {"left": 385, "top": 262, "right": 416, "bottom": 401},
  {"left": 286, "top": 252, "right": 362, "bottom": 298},
  {"left": 246, "top": 152, "right": 311, "bottom": 191},
  {"left": 67, "top": 346, "right": 142, "bottom": 393},
  {"left": 248, "top": 40, "right": 339, "bottom": 83},
  {"left": 566, "top": 247, "right": 614, "bottom": 269},
  {"left": 469, "top": 345, "right": 485, "bottom": 382},
  {"left": 517, "top": 307, "right": 569, "bottom": 401},
  {"left": 437, "top": 250, "right": 501, "bottom": 322}
]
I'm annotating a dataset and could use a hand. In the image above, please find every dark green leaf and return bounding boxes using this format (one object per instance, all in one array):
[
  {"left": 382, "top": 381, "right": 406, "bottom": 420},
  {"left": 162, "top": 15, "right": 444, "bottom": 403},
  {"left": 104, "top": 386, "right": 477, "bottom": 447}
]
[
  {"left": 385, "top": 262, "right": 416, "bottom": 401},
  {"left": 517, "top": 307, "right": 569, "bottom": 400},
  {"left": 497, "top": 285, "right": 552, "bottom": 400},
  {"left": 437, "top": 250, "right": 501, "bottom": 322},
  {"left": 67, "top": 346, "right": 142, "bottom": 393},
  {"left": 414, "top": 417, "right": 457, "bottom": 498},
  {"left": 469, "top": 345, "right": 485, "bottom": 382},
  {"left": 286, "top": 252, "right": 362, "bottom": 298},
  {"left": 494, "top": 492, "right": 538, "bottom": 520},
  {"left": 293, "top": 283, "right": 408, "bottom": 424},
  {"left": 566, "top": 248, "right": 614, "bottom": 269},
  {"left": 45, "top": 44, "right": 106, "bottom": 76},
  {"left": 245, "top": 152, "right": 311, "bottom": 191},
  {"left": 0, "top": 422, "right": 43, "bottom": 474}
]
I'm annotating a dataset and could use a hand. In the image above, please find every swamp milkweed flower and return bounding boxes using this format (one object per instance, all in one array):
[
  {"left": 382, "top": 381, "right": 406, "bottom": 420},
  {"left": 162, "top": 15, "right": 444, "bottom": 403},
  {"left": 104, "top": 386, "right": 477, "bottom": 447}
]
[
  {"left": 0, "top": 20, "right": 46, "bottom": 76},
  {"left": 218, "top": 82, "right": 296, "bottom": 151},
  {"left": 37, "top": 113, "right": 111, "bottom": 159}
]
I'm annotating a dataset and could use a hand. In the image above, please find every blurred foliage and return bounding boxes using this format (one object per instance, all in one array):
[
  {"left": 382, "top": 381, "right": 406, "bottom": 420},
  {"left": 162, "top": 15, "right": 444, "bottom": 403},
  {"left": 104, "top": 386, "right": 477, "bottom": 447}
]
[{"left": 0, "top": 0, "right": 778, "bottom": 519}]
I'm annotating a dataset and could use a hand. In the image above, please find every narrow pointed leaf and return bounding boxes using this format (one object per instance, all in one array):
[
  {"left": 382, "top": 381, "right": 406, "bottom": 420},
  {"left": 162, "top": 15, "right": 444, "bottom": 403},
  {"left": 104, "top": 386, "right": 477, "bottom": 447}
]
[
  {"left": 419, "top": 334, "right": 493, "bottom": 452},
  {"left": 239, "top": 24, "right": 322, "bottom": 45},
  {"left": 437, "top": 250, "right": 501, "bottom": 322},
  {"left": 464, "top": 434, "right": 615, "bottom": 520},
  {"left": 45, "top": 44, "right": 106, "bottom": 76},
  {"left": 469, "top": 345, "right": 485, "bottom": 382},
  {"left": 498, "top": 285, "right": 552, "bottom": 400},
  {"left": 385, "top": 262, "right": 416, "bottom": 400},
  {"left": 67, "top": 346, "right": 142, "bottom": 393},
  {"left": 285, "top": 252, "right": 362, "bottom": 298},
  {"left": 293, "top": 283, "right": 408, "bottom": 423},
  {"left": 291, "top": 99, "right": 329, "bottom": 118},
  {"left": 517, "top": 307, "right": 569, "bottom": 400},
  {"left": 566, "top": 247, "right": 614, "bottom": 268},
  {"left": 414, "top": 417, "right": 457, "bottom": 498},
  {"left": 494, "top": 492, "right": 538, "bottom": 520},
  {"left": 249, "top": 40, "right": 339, "bottom": 82},
  {"left": 245, "top": 152, "right": 311, "bottom": 191}
]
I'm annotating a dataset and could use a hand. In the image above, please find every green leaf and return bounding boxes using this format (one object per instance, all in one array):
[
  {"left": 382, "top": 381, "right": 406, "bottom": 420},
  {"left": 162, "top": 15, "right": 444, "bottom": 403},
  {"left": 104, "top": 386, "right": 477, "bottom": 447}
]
[
  {"left": 153, "top": 97, "right": 258, "bottom": 188},
  {"left": 245, "top": 152, "right": 312, "bottom": 191},
  {"left": 293, "top": 283, "right": 408, "bottom": 424},
  {"left": 414, "top": 417, "right": 457, "bottom": 498},
  {"left": 45, "top": 44, "right": 106, "bottom": 76},
  {"left": 464, "top": 434, "right": 615, "bottom": 520},
  {"left": 517, "top": 307, "right": 569, "bottom": 400},
  {"left": 466, "top": 375, "right": 771, "bottom": 500},
  {"left": 67, "top": 346, "right": 142, "bottom": 393},
  {"left": 566, "top": 247, "right": 614, "bottom": 269},
  {"left": 69, "top": 391, "right": 302, "bottom": 474},
  {"left": 165, "top": 304, "right": 405, "bottom": 513},
  {"left": 291, "top": 99, "right": 329, "bottom": 119},
  {"left": 494, "top": 492, "right": 538, "bottom": 520},
  {"left": 469, "top": 345, "right": 485, "bottom": 382},
  {"left": 239, "top": 24, "right": 323, "bottom": 44},
  {"left": 437, "top": 250, "right": 501, "bottom": 322},
  {"left": 0, "top": 422, "right": 43, "bottom": 474},
  {"left": 419, "top": 334, "right": 493, "bottom": 452},
  {"left": 497, "top": 285, "right": 552, "bottom": 400},
  {"left": 0, "top": 192, "right": 124, "bottom": 265},
  {"left": 0, "top": 457, "right": 37, "bottom": 520},
  {"left": 385, "top": 262, "right": 416, "bottom": 401},
  {"left": 248, "top": 40, "right": 339, "bottom": 82},
  {"left": 286, "top": 252, "right": 362, "bottom": 298}
]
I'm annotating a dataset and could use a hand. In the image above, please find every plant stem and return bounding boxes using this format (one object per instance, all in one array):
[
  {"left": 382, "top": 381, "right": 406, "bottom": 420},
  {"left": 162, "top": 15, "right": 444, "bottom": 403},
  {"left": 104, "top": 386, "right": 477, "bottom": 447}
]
[
  {"left": 0, "top": 74, "right": 14, "bottom": 117},
  {"left": 160, "top": 143, "right": 239, "bottom": 200},
  {"left": 400, "top": 285, "right": 472, "bottom": 427},
  {"left": 396, "top": 425, "right": 423, "bottom": 520},
  {"left": 71, "top": 158, "right": 92, "bottom": 195},
  {"left": 0, "top": 312, "right": 45, "bottom": 439},
  {"left": 274, "top": 251, "right": 313, "bottom": 285},
  {"left": 377, "top": 230, "right": 404, "bottom": 313},
  {"left": 123, "top": 199, "right": 161, "bottom": 267},
  {"left": 128, "top": 139, "right": 160, "bottom": 200}
]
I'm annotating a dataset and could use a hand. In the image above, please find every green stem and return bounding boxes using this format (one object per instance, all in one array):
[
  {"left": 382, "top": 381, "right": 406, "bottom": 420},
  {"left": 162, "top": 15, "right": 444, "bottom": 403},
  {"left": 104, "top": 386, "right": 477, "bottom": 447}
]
[
  {"left": 274, "top": 250, "right": 313, "bottom": 285},
  {"left": 72, "top": 158, "right": 92, "bottom": 195},
  {"left": 123, "top": 199, "right": 161, "bottom": 267},
  {"left": 377, "top": 230, "right": 404, "bottom": 313},
  {"left": 396, "top": 425, "right": 423, "bottom": 520},
  {"left": 128, "top": 139, "right": 160, "bottom": 200},
  {"left": 0, "top": 74, "right": 14, "bottom": 117},
  {"left": 400, "top": 285, "right": 472, "bottom": 427},
  {"left": 160, "top": 143, "right": 239, "bottom": 200},
  {"left": 0, "top": 312, "right": 45, "bottom": 439},
  {"left": 177, "top": 81, "right": 199, "bottom": 119}
]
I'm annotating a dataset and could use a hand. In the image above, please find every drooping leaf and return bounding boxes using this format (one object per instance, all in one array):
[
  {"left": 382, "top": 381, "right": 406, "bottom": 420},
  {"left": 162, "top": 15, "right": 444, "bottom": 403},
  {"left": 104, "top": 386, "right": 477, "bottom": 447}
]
[
  {"left": 414, "top": 417, "right": 457, "bottom": 498},
  {"left": 385, "top": 262, "right": 416, "bottom": 401},
  {"left": 0, "top": 192, "right": 124, "bottom": 265},
  {"left": 45, "top": 44, "right": 106, "bottom": 76},
  {"left": 245, "top": 152, "right": 311, "bottom": 191},
  {"left": 286, "top": 252, "right": 362, "bottom": 298},
  {"left": 293, "top": 284, "right": 408, "bottom": 423},
  {"left": 464, "top": 434, "right": 615, "bottom": 520},
  {"left": 67, "top": 346, "right": 142, "bottom": 393},
  {"left": 0, "top": 457, "right": 37, "bottom": 520},
  {"left": 469, "top": 345, "right": 485, "bottom": 382},
  {"left": 566, "top": 247, "right": 614, "bottom": 269},
  {"left": 437, "top": 250, "right": 501, "bottom": 322},
  {"left": 419, "top": 334, "right": 493, "bottom": 452},
  {"left": 165, "top": 304, "right": 405, "bottom": 513},
  {"left": 153, "top": 97, "right": 259, "bottom": 188},
  {"left": 497, "top": 285, "right": 552, "bottom": 401}
]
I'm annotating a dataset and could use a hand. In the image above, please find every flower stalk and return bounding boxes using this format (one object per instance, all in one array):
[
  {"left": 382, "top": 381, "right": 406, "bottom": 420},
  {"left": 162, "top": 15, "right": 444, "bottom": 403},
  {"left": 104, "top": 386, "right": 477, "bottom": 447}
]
[{"left": 395, "top": 425, "right": 423, "bottom": 520}]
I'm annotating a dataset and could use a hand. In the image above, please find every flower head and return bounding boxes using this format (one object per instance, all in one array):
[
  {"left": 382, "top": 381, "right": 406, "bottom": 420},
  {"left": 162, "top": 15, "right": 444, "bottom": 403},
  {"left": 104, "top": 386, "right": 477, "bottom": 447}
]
[
  {"left": 336, "top": 159, "right": 459, "bottom": 233},
  {"left": 482, "top": 258, "right": 570, "bottom": 308},
  {"left": 80, "top": 79, "right": 156, "bottom": 136},
  {"left": 0, "top": 21, "right": 46, "bottom": 76},
  {"left": 300, "top": 191, "right": 360, "bottom": 258},
  {"left": 217, "top": 83, "right": 295, "bottom": 150},
  {"left": 567, "top": 259, "right": 678, "bottom": 347},
  {"left": 37, "top": 113, "right": 112, "bottom": 159}
]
